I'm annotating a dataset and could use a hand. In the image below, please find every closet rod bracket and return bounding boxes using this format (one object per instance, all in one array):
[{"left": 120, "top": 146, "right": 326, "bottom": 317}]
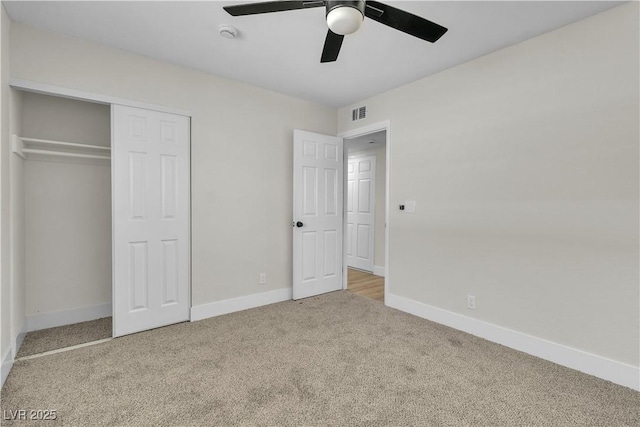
[{"left": 11, "top": 134, "right": 26, "bottom": 159}]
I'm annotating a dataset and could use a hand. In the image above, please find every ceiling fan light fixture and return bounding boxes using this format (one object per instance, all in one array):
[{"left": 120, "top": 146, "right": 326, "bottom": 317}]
[{"left": 326, "top": 6, "right": 363, "bottom": 35}]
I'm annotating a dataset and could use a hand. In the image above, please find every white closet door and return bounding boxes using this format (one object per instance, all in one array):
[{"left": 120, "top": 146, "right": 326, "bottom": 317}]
[
  {"left": 112, "top": 105, "right": 190, "bottom": 337},
  {"left": 347, "top": 155, "right": 376, "bottom": 272}
]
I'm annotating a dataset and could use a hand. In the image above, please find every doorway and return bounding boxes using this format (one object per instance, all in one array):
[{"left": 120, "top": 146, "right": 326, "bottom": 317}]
[{"left": 343, "top": 127, "right": 388, "bottom": 303}]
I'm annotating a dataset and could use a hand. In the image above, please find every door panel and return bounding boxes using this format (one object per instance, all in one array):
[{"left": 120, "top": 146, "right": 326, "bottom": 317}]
[
  {"left": 113, "top": 105, "right": 190, "bottom": 337},
  {"left": 293, "top": 130, "right": 343, "bottom": 300},
  {"left": 323, "top": 230, "right": 338, "bottom": 277},
  {"left": 357, "top": 224, "right": 370, "bottom": 259},
  {"left": 302, "top": 231, "right": 317, "bottom": 281},
  {"left": 325, "top": 169, "right": 337, "bottom": 215},
  {"left": 358, "top": 179, "right": 371, "bottom": 213},
  {"left": 129, "top": 242, "right": 148, "bottom": 311},
  {"left": 162, "top": 239, "right": 179, "bottom": 305},
  {"left": 161, "top": 155, "right": 178, "bottom": 218},
  {"left": 347, "top": 154, "right": 376, "bottom": 272}
]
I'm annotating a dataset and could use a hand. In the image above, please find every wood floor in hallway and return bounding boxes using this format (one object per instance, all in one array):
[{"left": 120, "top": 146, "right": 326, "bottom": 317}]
[{"left": 347, "top": 268, "right": 384, "bottom": 302}]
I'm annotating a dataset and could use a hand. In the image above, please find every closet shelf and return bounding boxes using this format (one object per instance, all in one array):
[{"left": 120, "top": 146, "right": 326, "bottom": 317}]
[{"left": 12, "top": 135, "right": 111, "bottom": 161}]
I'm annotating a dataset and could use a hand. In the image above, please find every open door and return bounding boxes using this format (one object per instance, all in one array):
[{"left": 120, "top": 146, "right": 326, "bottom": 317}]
[
  {"left": 112, "top": 105, "right": 191, "bottom": 337},
  {"left": 293, "top": 130, "right": 344, "bottom": 300}
]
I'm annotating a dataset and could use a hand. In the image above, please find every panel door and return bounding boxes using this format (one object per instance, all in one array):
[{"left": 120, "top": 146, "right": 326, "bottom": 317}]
[
  {"left": 293, "top": 130, "right": 343, "bottom": 300},
  {"left": 347, "top": 154, "right": 376, "bottom": 272},
  {"left": 112, "top": 105, "right": 190, "bottom": 337}
]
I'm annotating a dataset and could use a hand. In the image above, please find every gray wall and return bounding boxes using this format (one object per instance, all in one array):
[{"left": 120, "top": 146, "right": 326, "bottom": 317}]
[
  {"left": 9, "top": 21, "right": 337, "bottom": 310},
  {"left": 338, "top": 3, "right": 639, "bottom": 366},
  {"left": 21, "top": 92, "right": 110, "bottom": 146},
  {"left": 22, "top": 93, "right": 111, "bottom": 316}
]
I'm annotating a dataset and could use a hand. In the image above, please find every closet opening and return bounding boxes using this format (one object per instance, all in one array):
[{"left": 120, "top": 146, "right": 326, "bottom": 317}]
[
  {"left": 13, "top": 92, "right": 113, "bottom": 358},
  {"left": 10, "top": 86, "right": 192, "bottom": 358}
]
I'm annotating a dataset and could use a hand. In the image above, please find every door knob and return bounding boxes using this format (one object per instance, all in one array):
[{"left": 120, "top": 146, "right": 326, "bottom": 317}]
[{"left": 296, "top": 221, "right": 304, "bottom": 228}]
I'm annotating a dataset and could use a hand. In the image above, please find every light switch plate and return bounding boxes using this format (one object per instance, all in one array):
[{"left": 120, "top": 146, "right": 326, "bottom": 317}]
[{"left": 405, "top": 200, "right": 416, "bottom": 213}]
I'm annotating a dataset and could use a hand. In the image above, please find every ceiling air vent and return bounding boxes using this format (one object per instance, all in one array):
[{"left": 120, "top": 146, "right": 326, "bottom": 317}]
[{"left": 351, "top": 106, "right": 367, "bottom": 121}]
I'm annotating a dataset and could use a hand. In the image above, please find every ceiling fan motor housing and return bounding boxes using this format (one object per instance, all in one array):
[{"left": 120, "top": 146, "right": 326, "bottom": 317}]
[{"left": 326, "top": 1, "right": 366, "bottom": 35}]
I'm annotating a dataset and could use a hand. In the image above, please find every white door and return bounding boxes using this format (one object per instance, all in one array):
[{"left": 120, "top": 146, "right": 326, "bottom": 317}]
[
  {"left": 112, "top": 105, "right": 190, "bottom": 337},
  {"left": 347, "top": 155, "right": 376, "bottom": 272},
  {"left": 293, "top": 130, "right": 343, "bottom": 300}
]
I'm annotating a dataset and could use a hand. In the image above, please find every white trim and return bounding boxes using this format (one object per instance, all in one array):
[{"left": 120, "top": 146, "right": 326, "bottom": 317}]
[
  {"left": 12, "top": 326, "right": 27, "bottom": 359},
  {"left": 373, "top": 265, "right": 386, "bottom": 277},
  {"left": 26, "top": 303, "right": 112, "bottom": 333},
  {"left": 1, "top": 348, "right": 13, "bottom": 388},
  {"left": 17, "top": 338, "right": 113, "bottom": 362},
  {"left": 15, "top": 136, "right": 111, "bottom": 162},
  {"left": 386, "top": 293, "right": 640, "bottom": 391},
  {"left": 190, "top": 288, "right": 292, "bottom": 321},
  {"left": 9, "top": 79, "right": 191, "bottom": 117},
  {"left": 339, "top": 120, "right": 391, "bottom": 304},
  {"left": 339, "top": 121, "right": 392, "bottom": 140}
]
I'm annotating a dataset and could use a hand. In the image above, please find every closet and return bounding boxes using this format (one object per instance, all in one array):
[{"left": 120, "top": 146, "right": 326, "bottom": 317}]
[{"left": 11, "top": 88, "right": 191, "bottom": 345}]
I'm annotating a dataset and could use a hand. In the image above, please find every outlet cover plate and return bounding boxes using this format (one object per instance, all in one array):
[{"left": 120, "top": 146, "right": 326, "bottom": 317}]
[{"left": 467, "top": 295, "right": 476, "bottom": 310}]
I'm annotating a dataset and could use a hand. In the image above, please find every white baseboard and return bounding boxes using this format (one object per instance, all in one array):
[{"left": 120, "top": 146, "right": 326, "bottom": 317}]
[
  {"left": 373, "top": 265, "right": 386, "bottom": 277},
  {"left": 2, "top": 324, "right": 27, "bottom": 389},
  {"left": 12, "top": 325, "right": 27, "bottom": 359},
  {"left": 26, "top": 303, "right": 112, "bottom": 332},
  {"left": 191, "top": 288, "right": 292, "bottom": 321},
  {"left": 386, "top": 293, "right": 639, "bottom": 391},
  {"left": 1, "top": 347, "right": 12, "bottom": 389}
]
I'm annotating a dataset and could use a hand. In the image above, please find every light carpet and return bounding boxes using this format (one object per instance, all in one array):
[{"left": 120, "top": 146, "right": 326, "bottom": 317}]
[
  {"left": 16, "top": 317, "right": 112, "bottom": 358},
  {"left": 1, "top": 291, "right": 638, "bottom": 426}
]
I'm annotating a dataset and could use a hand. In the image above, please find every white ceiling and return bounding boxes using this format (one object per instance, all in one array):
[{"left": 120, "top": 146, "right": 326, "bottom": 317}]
[
  {"left": 4, "top": 1, "right": 623, "bottom": 108},
  {"left": 347, "top": 130, "right": 386, "bottom": 152}
]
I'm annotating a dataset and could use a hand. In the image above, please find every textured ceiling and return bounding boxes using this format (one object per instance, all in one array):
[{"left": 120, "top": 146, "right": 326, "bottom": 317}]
[{"left": 4, "top": 1, "right": 623, "bottom": 107}]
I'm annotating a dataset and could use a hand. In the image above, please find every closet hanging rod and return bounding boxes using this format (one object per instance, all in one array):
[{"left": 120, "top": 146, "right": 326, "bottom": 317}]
[
  {"left": 21, "top": 149, "right": 111, "bottom": 160},
  {"left": 19, "top": 137, "right": 111, "bottom": 151}
]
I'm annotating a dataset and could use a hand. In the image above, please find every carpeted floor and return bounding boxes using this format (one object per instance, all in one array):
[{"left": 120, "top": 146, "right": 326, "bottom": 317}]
[
  {"left": 1, "top": 291, "right": 638, "bottom": 426},
  {"left": 16, "top": 317, "right": 112, "bottom": 358}
]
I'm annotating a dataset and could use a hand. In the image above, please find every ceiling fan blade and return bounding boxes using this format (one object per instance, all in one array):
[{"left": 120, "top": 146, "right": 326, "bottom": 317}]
[
  {"left": 365, "top": 1, "right": 447, "bottom": 43},
  {"left": 320, "top": 30, "right": 344, "bottom": 63},
  {"left": 224, "top": 1, "right": 324, "bottom": 16}
]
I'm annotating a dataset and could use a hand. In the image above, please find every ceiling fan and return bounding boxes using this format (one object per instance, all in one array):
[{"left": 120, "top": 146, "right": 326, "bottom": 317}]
[{"left": 223, "top": 1, "right": 448, "bottom": 63}]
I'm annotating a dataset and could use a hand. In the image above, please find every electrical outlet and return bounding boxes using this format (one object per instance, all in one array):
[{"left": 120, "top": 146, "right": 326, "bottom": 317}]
[
  {"left": 467, "top": 295, "right": 476, "bottom": 310},
  {"left": 259, "top": 273, "right": 267, "bottom": 285}
]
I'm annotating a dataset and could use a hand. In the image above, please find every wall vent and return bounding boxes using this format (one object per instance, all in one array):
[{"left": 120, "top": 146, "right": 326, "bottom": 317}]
[{"left": 351, "top": 106, "right": 367, "bottom": 121}]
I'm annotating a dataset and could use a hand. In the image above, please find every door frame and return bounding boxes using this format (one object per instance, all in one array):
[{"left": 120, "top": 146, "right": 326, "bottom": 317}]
[
  {"left": 9, "top": 79, "right": 191, "bottom": 117},
  {"left": 346, "top": 153, "right": 376, "bottom": 273},
  {"left": 338, "top": 120, "right": 391, "bottom": 304}
]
